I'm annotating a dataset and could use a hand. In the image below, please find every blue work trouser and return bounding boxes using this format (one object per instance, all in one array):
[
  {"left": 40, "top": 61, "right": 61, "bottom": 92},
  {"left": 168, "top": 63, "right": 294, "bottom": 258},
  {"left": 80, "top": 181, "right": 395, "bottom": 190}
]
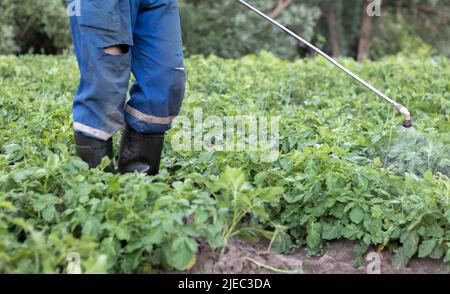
[{"left": 68, "top": 0, "right": 186, "bottom": 140}]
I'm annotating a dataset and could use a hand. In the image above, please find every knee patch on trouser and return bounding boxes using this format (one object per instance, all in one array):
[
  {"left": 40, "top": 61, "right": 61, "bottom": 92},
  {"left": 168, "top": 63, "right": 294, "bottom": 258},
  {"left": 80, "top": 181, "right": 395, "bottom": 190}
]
[
  {"left": 68, "top": 0, "right": 186, "bottom": 140},
  {"left": 72, "top": 43, "right": 132, "bottom": 140},
  {"left": 125, "top": 62, "right": 187, "bottom": 134}
]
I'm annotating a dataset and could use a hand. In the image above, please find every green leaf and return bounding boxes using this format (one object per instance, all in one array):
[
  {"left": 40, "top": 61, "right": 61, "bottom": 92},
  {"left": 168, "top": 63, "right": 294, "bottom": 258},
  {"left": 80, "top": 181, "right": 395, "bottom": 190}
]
[
  {"left": 220, "top": 166, "right": 246, "bottom": 192},
  {"left": 79, "top": 194, "right": 90, "bottom": 204},
  {"left": 279, "top": 158, "right": 293, "bottom": 172},
  {"left": 306, "top": 222, "right": 322, "bottom": 250},
  {"left": 444, "top": 245, "right": 450, "bottom": 263},
  {"left": 429, "top": 245, "right": 444, "bottom": 259},
  {"left": 33, "top": 194, "right": 58, "bottom": 212},
  {"left": 195, "top": 211, "right": 209, "bottom": 224},
  {"left": 42, "top": 206, "right": 56, "bottom": 222},
  {"left": 84, "top": 255, "right": 108, "bottom": 274},
  {"left": 423, "top": 170, "right": 434, "bottom": 182},
  {"left": 0, "top": 201, "right": 16, "bottom": 211},
  {"left": 46, "top": 153, "right": 60, "bottom": 169},
  {"left": 356, "top": 174, "right": 369, "bottom": 191},
  {"left": 254, "top": 172, "right": 268, "bottom": 186},
  {"left": 145, "top": 225, "right": 164, "bottom": 244},
  {"left": 260, "top": 186, "right": 284, "bottom": 202},
  {"left": 322, "top": 223, "right": 341, "bottom": 240},
  {"left": 164, "top": 237, "right": 198, "bottom": 270},
  {"left": 403, "top": 231, "right": 419, "bottom": 258},
  {"left": 418, "top": 240, "right": 437, "bottom": 258},
  {"left": 393, "top": 247, "right": 410, "bottom": 268},
  {"left": 444, "top": 208, "right": 450, "bottom": 225},
  {"left": 349, "top": 206, "right": 364, "bottom": 224},
  {"left": 116, "top": 226, "right": 131, "bottom": 241},
  {"left": 252, "top": 206, "right": 269, "bottom": 220},
  {"left": 342, "top": 224, "right": 361, "bottom": 240},
  {"left": 270, "top": 230, "right": 293, "bottom": 254},
  {"left": 83, "top": 218, "right": 102, "bottom": 237},
  {"left": 427, "top": 225, "right": 444, "bottom": 238}
]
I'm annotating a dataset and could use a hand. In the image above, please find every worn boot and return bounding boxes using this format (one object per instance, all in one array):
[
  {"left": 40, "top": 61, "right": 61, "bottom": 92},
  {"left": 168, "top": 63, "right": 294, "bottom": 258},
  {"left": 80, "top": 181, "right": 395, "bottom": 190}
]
[
  {"left": 74, "top": 133, "right": 115, "bottom": 173},
  {"left": 118, "top": 127, "right": 164, "bottom": 176}
]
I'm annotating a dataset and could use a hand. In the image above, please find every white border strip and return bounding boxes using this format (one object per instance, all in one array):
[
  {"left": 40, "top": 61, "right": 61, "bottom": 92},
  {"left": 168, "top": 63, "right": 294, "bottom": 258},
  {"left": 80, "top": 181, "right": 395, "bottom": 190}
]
[
  {"left": 73, "top": 122, "right": 112, "bottom": 141},
  {"left": 125, "top": 105, "right": 176, "bottom": 125}
]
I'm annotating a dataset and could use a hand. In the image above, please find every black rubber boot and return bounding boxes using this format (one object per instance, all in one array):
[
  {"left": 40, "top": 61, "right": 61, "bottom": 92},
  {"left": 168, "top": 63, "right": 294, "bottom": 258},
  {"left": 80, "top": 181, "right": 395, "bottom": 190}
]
[
  {"left": 118, "top": 127, "right": 164, "bottom": 176},
  {"left": 74, "top": 133, "right": 115, "bottom": 173}
]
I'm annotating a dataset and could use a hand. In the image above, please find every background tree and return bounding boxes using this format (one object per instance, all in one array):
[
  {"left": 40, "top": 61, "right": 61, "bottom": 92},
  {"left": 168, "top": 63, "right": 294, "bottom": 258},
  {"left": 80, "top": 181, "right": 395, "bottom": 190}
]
[
  {"left": 323, "top": 0, "right": 341, "bottom": 57},
  {"left": 357, "top": 0, "right": 450, "bottom": 59},
  {"left": 0, "top": 0, "right": 448, "bottom": 59},
  {"left": 179, "top": 0, "right": 321, "bottom": 59},
  {"left": 357, "top": 0, "right": 377, "bottom": 60},
  {"left": 0, "top": 0, "right": 71, "bottom": 55}
]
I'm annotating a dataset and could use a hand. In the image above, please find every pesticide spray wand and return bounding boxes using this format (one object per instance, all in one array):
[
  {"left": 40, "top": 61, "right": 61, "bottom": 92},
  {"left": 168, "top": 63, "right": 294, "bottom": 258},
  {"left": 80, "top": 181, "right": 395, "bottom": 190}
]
[{"left": 237, "top": 0, "right": 412, "bottom": 128}]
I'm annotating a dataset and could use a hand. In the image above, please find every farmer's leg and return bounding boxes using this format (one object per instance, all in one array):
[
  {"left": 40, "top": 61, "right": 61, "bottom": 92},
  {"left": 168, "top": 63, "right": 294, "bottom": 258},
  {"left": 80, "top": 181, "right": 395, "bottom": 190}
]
[
  {"left": 118, "top": 0, "right": 186, "bottom": 175},
  {"left": 68, "top": 0, "right": 135, "bottom": 170}
]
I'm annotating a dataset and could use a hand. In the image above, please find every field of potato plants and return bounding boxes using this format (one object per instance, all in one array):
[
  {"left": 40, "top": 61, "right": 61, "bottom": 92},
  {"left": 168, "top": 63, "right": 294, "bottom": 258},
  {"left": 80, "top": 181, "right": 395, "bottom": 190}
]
[{"left": 0, "top": 52, "right": 449, "bottom": 273}]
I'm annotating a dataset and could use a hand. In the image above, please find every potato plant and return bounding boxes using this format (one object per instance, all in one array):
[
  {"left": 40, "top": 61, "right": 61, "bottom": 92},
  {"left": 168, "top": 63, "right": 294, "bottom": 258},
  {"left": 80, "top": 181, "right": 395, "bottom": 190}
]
[{"left": 0, "top": 53, "right": 449, "bottom": 273}]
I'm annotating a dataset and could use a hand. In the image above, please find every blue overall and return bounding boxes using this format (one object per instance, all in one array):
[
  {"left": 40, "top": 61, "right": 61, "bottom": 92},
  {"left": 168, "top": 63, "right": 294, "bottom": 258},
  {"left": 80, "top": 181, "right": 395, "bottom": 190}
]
[{"left": 68, "top": 0, "right": 186, "bottom": 140}]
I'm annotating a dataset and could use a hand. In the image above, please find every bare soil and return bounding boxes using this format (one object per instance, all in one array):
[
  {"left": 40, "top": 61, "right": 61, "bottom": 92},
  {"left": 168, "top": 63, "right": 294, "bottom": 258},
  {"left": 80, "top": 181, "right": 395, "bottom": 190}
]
[{"left": 186, "top": 239, "right": 449, "bottom": 274}]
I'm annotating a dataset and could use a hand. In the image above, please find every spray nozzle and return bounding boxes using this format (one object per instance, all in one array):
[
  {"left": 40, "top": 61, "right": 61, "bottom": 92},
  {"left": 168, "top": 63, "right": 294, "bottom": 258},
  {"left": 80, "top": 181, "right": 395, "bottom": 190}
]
[
  {"left": 395, "top": 104, "right": 413, "bottom": 128},
  {"left": 403, "top": 120, "right": 413, "bottom": 128}
]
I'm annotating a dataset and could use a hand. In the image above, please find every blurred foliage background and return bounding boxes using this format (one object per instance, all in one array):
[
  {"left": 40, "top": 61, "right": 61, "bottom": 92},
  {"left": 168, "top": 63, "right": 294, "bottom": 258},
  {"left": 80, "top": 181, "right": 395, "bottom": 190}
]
[{"left": 0, "top": 0, "right": 448, "bottom": 59}]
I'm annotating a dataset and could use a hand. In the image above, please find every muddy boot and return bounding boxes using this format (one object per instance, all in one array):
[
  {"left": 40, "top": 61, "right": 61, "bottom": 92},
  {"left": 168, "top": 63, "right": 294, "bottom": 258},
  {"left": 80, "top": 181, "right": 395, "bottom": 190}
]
[
  {"left": 74, "top": 133, "right": 115, "bottom": 173},
  {"left": 118, "top": 127, "right": 164, "bottom": 176}
]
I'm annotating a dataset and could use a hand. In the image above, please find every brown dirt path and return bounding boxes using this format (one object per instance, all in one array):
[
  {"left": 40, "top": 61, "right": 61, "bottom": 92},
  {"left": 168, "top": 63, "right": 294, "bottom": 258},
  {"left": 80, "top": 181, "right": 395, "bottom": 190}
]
[{"left": 186, "top": 239, "right": 449, "bottom": 274}]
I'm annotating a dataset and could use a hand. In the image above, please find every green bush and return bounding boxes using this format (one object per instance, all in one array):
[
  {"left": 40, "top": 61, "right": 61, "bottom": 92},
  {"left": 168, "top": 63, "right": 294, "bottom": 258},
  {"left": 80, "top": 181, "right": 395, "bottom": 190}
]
[
  {"left": 180, "top": 0, "right": 321, "bottom": 59},
  {"left": 370, "top": 13, "right": 433, "bottom": 59},
  {"left": 0, "top": 0, "right": 71, "bottom": 55}
]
